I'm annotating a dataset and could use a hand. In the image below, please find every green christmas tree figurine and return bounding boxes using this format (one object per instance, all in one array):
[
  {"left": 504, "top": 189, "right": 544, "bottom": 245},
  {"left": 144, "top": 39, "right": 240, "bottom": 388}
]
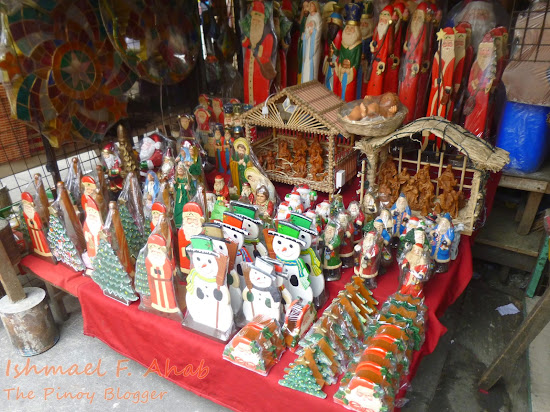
[
  {"left": 119, "top": 202, "right": 145, "bottom": 259},
  {"left": 92, "top": 238, "right": 138, "bottom": 305},
  {"left": 134, "top": 248, "right": 150, "bottom": 296},
  {"left": 279, "top": 363, "right": 326, "bottom": 399},
  {"left": 47, "top": 214, "right": 85, "bottom": 271}
]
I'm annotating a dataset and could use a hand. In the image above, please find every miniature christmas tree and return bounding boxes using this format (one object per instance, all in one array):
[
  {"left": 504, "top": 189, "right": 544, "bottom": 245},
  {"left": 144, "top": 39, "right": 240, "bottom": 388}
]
[
  {"left": 134, "top": 249, "right": 150, "bottom": 295},
  {"left": 279, "top": 363, "right": 326, "bottom": 399},
  {"left": 18, "top": 206, "right": 31, "bottom": 247},
  {"left": 47, "top": 214, "right": 85, "bottom": 271},
  {"left": 119, "top": 203, "right": 145, "bottom": 259},
  {"left": 92, "top": 238, "right": 138, "bottom": 305}
]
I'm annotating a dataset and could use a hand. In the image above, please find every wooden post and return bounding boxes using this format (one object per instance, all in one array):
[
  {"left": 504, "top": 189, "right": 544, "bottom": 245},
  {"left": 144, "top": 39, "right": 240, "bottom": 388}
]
[
  {"left": 478, "top": 281, "right": 550, "bottom": 390},
  {"left": 0, "top": 241, "right": 25, "bottom": 303}
]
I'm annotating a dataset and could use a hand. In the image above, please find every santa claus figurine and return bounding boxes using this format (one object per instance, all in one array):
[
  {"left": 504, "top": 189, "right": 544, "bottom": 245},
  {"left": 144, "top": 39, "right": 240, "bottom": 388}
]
[
  {"left": 384, "top": 2, "right": 408, "bottom": 94},
  {"left": 354, "top": 230, "right": 381, "bottom": 288},
  {"left": 139, "top": 133, "right": 164, "bottom": 178},
  {"left": 82, "top": 196, "right": 104, "bottom": 272},
  {"left": 160, "top": 147, "right": 176, "bottom": 183},
  {"left": 21, "top": 192, "right": 54, "bottom": 263},
  {"left": 101, "top": 142, "right": 123, "bottom": 192},
  {"left": 177, "top": 202, "right": 205, "bottom": 274},
  {"left": 366, "top": 5, "right": 395, "bottom": 96},
  {"left": 334, "top": 3, "right": 362, "bottom": 102},
  {"left": 399, "top": 242, "right": 430, "bottom": 298},
  {"left": 213, "top": 175, "right": 230, "bottom": 200},
  {"left": 286, "top": 190, "right": 304, "bottom": 213},
  {"left": 347, "top": 200, "right": 365, "bottom": 246}
]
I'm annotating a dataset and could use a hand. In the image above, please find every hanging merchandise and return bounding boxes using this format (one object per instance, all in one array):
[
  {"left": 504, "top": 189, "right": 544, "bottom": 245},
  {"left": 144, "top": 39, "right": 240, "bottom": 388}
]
[
  {"left": 0, "top": 0, "right": 137, "bottom": 146},
  {"left": 183, "top": 235, "right": 235, "bottom": 342},
  {"left": 117, "top": 172, "right": 146, "bottom": 259},
  {"left": 48, "top": 182, "right": 86, "bottom": 272},
  {"left": 21, "top": 174, "right": 54, "bottom": 264},
  {"left": 99, "top": 0, "right": 200, "bottom": 85},
  {"left": 240, "top": 1, "right": 278, "bottom": 105},
  {"left": 300, "top": 1, "right": 322, "bottom": 83}
]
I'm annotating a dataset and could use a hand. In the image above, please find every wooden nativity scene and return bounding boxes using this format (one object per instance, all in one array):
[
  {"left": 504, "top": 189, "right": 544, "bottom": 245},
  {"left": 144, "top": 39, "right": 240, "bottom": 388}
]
[
  {"left": 241, "top": 81, "right": 357, "bottom": 194},
  {"left": 355, "top": 117, "right": 510, "bottom": 236}
]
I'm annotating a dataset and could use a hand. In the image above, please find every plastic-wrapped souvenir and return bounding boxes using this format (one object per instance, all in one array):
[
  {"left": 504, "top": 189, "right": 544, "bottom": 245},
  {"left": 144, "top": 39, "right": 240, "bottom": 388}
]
[
  {"left": 177, "top": 202, "right": 205, "bottom": 275},
  {"left": 231, "top": 202, "right": 268, "bottom": 259},
  {"left": 118, "top": 172, "right": 146, "bottom": 260},
  {"left": 390, "top": 193, "right": 411, "bottom": 239},
  {"left": 354, "top": 231, "right": 382, "bottom": 289},
  {"left": 142, "top": 171, "right": 160, "bottom": 222},
  {"left": 336, "top": 211, "right": 354, "bottom": 269},
  {"left": 320, "top": 220, "right": 342, "bottom": 281},
  {"left": 101, "top": 142, "right": 123, "bottom": 192},
  {"left": 290, "top": 213, "right": 327, "bottom": 308},
  {"left": 139, "top": 133, "right": 166, "bottom": 178},
  {"left": 135, "top": 214, "right": 183, "bottom": 322},
  {"left": 282, "top": 298, "right": 317, "bottom": 351},
  {"left": 82, "top": 173, "right": 108, "bottom": 220},
  {"left": 240, "top": 1, "right": 278, "bottom": 105},
  {"left": 48, "top": 182, "right": 86, "bottom": 271},
  {"left": 223, "top": 315, "right": 285, "bottom": 376},
  {"left": 159, "top": 147, "right": 176, "bottom": 183},
  {"left": 429, "top": 213, "right": 455, "bottom": 274},
  {"left": 82, "top": 195, "right": 103, "bottom": 273},
  {"left": 269, "top": 221, "right": 314, "bottom": 304},
  {"left": 241, "top": 262, "right": 283, "bottom": 324},
  {"left": 21, "top": 182, "right": 54, "bottom": 264},
  {"left": 399, "top": 243, "right": 431, "bottom": 299},
  {"left": 65, "top": 158, "right": 83, "bottom": 208},
  {"left": 184, "top": 235, "right": 235, "bottom": 342}
]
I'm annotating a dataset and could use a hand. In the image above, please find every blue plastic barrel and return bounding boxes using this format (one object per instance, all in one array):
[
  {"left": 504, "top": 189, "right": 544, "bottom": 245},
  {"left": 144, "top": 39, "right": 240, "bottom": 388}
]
[{"left": 496, "top": 101, "right": 550, "bottom": 174}]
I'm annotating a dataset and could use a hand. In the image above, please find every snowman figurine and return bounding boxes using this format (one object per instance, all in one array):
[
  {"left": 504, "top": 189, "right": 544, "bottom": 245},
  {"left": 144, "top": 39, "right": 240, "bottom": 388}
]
[
  {"left": 185, "top": 236, "right": 234, "bottom": 340},
  {"left": 221, "top": 212, "right": 252, "bottom": 315},
  {"left": 241, "top": 262, "right": 282, "bottom": 323},
  {"left": 269, "top": 221, "right": 313, "bottom": 304},
  {"left": 256, "top": 256, "right": 293, "bottom": 314},
  {"left": 289, "top": 212, "right": 327, "bottom": 308},
  {"left": 231, "top": 201, "right": 268, "bottom": 259}
]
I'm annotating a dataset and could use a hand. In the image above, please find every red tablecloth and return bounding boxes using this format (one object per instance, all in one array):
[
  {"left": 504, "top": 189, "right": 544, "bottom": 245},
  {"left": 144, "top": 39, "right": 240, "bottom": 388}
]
[
  {"left": 78, "top": 237, "right": 472, "bottom": 412},
  {"left": 20, "top": 255, "right": 92, "bottom": 297}
]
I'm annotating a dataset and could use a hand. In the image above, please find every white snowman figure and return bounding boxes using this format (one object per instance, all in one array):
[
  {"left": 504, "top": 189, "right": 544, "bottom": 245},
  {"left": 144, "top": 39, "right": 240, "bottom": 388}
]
[
  {"left": 289, "top": 212, "right": 327, "bottom": 308},
  {"left": 241, "top": 263, "right": 282, "bottom": 323},
  {"left": 231, "top": 201, "right": 268, "bottom": 259},
  {"left": 269, "top": 221, "right": 313, "bottom": 304},
  {"left": 285, "top": 191, "right": 304, "bottom": 213},
  {"left": 221, "top": 212, "right": 252, "bottom": 315},
  {"left": 255, "top": 256, "right": 293, "bottom": 313},
  {"left": 185, "top": 235, "right": 234, "bottom": 338}
]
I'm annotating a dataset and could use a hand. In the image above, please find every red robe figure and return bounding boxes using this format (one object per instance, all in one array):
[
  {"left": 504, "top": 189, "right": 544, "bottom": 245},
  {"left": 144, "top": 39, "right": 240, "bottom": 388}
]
[
  {"left": 241, "top": 1, "right": 277, "bottom": 105},
  {"left": 213, "top": 175, "right": 230, "bottom": 200},
  {"left": 453, "top": 21, "right": 474, "bottom": 123},
  {"left": 463, "top": 34, "right": 497, "bottom": 139},
  {"left": 413, "top": 4, "right": 437, "bottom": 120},
  {"left": 484, "top": 27, "right": 506, "bottom": 140},
  {"left": 146, "top": 234, "right": 179, "bottom": 313},
  {"left": 384, "top": 2, "right": 408, "bottom": 94},
  {"left": 399, "top": 243, "right": 429, "bottom": 299},
  {"left": 322, "top": 6, "right": 343, "bottom": 93},
  {"left": 139, "top": 133, "right": 164, "bottom": 178},
  {"left": 447, "top": 25, "right": 466, "bottom": 121},
  {"left": 334, "top": 3, "right": 362, "bottom": 102},
  {"left": 212, "top": 97, "right": 224, "bottom": 124},
  {"left": 82, "top": 196, "right": 103, "bottom": 261},
  {"left": 177, "top": 202, "right": 205, "bottom": 274},
  {"left": 398, "top": 2, "right": 430, "bottom": 124},
  {"left": 21, "top": 192, "right": 53, "bottom": 260},
  {"left": 366, "top": 5, "right": 394, "bottom": 96},
  {"left": 358, "top": 5, "right": 374, "bottom": 98},
  {"left": 101, "top": 142, "right": 123, "bottom": 191}
]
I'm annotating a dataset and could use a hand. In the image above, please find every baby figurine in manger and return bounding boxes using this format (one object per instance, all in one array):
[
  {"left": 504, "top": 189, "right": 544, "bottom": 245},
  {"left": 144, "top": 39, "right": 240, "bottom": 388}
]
[{"left": 344, "top": 92, "right": 400, "bottom": 122}]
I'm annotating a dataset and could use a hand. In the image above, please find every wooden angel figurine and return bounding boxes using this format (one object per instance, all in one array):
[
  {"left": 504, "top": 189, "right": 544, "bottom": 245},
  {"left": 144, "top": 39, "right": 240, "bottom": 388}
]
[
  {"left": 399, "top": 242, "right": 431, "bottom": 299},
  {"left": 319, "top": 220, "right": 342, "bottom": 282},
  {"left": 430, "top": 213, "right": 455, "bottom": 274},
  {"left": 354, "top": 230, "right": 382, "bottom": 289},
  {"left": 185, "top": 236, "right": 234, "bottom": 341},
  {"left": 21, "top": 191, "right": 55, "bottom": 264}
]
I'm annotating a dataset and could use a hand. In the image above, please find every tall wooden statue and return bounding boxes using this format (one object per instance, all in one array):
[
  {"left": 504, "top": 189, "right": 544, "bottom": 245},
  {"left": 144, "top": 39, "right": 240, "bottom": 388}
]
[
  {"left": 463, "top": 34, "right": 496, "bottom": 139},
  {"left": 384, "top": 2, "right": 408, "bottom": 94},
  {"left": 241, "top": 1, "right": 277, "bottom": 105},
  {"left": 21, "top": 191, "right": 55, "bottom": 263},
  {"left": 414, "top": 4, "right": 437, "bottom": 120},
  {"left": 322, "top": 6, "right": 343, "bottom": 93},
  {"left": 453, "top": 21, "right": 474, "bottom": 123},
  {"left": 398, "top": 2, "right": 430, "bottom": 123},
  {"left": 426, "top": 28, "right": 455, "bottom": 121},
  {"left": 296, "top": 0, "right": 310, "bottom": 84},
  {"left": 301, "top": 1, "right": 322, "bottom": 83},
  {"left": 334, "top": 3, "right": 362, "bottom": 102},
  {"left": 358, "top": 3, "right": 374, "bottom": 98},
  {"left": 447, "top": 25, "right": 466, "bottom": 121},
  {"left": 366, "top": 5, "right": 394, "bottom": 96}
]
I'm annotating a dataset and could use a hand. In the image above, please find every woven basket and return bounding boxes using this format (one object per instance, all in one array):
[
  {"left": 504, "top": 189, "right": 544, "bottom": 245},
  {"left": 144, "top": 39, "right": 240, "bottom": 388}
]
[{"left": 337, "top": 100, "right": 408, "bottom": 137}]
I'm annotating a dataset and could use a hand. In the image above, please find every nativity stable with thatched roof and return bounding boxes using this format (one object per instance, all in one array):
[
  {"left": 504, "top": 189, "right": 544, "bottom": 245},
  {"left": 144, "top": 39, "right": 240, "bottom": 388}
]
[
  {"left": 355, "top": 116, "right": 510, "bottom": 235},
  {"left": 241, "top": 81, "right": 357, "bottom": 194}
]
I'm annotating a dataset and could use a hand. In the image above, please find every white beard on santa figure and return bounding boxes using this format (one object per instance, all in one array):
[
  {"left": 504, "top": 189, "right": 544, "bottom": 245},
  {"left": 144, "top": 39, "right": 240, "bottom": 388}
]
[
  {"left": 140, "top": 137, "right": 158, "bottom": 161},
  {"left": 342, "top": 25, "right": 361, "bottom": 48}
]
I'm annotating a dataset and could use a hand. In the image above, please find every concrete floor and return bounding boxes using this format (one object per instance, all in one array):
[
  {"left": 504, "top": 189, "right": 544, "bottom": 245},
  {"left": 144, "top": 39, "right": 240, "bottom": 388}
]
[{"left": 0, "top": 261, "right": 531, "bottom": 412}]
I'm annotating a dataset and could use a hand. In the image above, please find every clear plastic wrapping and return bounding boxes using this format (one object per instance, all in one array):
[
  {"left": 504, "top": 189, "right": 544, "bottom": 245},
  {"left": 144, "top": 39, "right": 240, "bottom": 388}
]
[{"left": 118, "top": 172, "right": 146, "bottom": 259}]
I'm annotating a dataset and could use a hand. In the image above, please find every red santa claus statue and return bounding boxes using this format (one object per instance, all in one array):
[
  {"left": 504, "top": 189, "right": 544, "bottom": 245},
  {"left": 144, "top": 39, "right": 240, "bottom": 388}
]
[
  {"left": 82, "top": 196, "right": 104, "bottom": 271},
  {"left": 399, "top": 242, "right": 430, "bottom": 298},
  {"left": 21, "top": 192, "right": 54, "bottom": 262},
  {"left": 177, "top": 202, "right": 205, "bottom": 274},
  {"left": 366, "top": 5, "right": 394, "bottom": 96},
  {"left": 139, "top": 133, "right": 164, "bottom": 177},
  {"left": 101, "top": 142, "right": 123, "bottom": 191},
  {"left": 146, "top": 234, "right": 179, "bottom": 314}
]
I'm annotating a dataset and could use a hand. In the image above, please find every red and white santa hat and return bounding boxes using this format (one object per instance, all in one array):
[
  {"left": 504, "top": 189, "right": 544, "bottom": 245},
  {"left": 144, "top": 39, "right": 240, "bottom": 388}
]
[
  {"left": 149, "top": 133, "right": 163, "bottom": 150},
  {"left": 21, "top": 192, "right": 34, "bottom": 204},
  {"left": 152, "top": 202, "right": 166, "bottom": 215},
  {"left": 182, "top": 202, "right": 204, "bottom": 220},
  {"left": 81, "top": 175, "right": 96, "bottom": 186},
  {"left": 103, "top": 142, "right": 116, "bottom": 154},
  {"left": 148, "top": 234, "right": 167, "bottom": 250}
]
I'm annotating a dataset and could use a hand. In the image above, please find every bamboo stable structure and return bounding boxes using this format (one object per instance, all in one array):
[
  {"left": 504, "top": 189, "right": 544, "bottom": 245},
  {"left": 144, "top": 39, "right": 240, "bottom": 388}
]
[
  {"left": 241, "top": 81, "right": 357, "bottom": 194},
  {"left": 355, "top": 117, "right": 510, "bottom": 235}
]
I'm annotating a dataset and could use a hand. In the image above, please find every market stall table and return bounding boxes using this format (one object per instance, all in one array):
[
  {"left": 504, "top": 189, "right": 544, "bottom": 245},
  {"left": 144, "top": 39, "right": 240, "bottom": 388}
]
[{"left": 20, "top": 237, "right": 472, "bottom": 411}]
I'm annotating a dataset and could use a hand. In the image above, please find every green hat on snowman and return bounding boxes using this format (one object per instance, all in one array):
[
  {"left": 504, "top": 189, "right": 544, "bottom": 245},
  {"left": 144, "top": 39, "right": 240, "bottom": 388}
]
[
  {"left": 269, "top": 221, "right": 306, "bottom": 247},
  {"left": 188, "top": 235, "right": 218, "bottom": 256},
  {"left": 289, "top": 212, "right": 317, "bottom": 236},
  {"left": 231, "top": 201, "right": 262, "bottom": 224}
]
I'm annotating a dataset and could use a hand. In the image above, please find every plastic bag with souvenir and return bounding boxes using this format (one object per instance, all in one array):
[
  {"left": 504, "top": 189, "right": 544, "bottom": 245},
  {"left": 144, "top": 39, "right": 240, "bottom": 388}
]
[
  {"left": 81, "top": 165, "right": 111, "bottom": 219},
  {"left": 137, "top": 131, "right": 169, "bottom": 178},
  {"left": 65, "top": 157, "right": 83, "bottom": 207},
  {"left": 319, "top": 218, "right": 343, "bottom": 281},
  {"left": 142, "top": 170, "right": 160, "bottom": 225},
  {"left": 135, "top": 213, "right": 184, "bottom": 322},
  {"left": 223, "top": 315, "right": 285, "bottom": 376},
  {"left": 117, "top": 172, "right": 146, "bottom": 259}
]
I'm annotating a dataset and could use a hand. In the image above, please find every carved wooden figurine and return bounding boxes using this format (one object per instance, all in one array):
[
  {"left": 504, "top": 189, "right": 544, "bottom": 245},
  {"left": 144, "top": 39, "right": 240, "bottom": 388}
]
[
  {"left": 21, "top": 191, "right": 55, "bottom": 264},
  {"left": 366, "top": 5, "right": 394, "bottom": 96},
  {"left": 301, "top": 1, "right": 322, "bottom": 83},
  {"left": 430, "top": 213, "right": 455, "bottom": 274},
  {"left": 334, "top": 3, "right": 362, "bottom": 102}
]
